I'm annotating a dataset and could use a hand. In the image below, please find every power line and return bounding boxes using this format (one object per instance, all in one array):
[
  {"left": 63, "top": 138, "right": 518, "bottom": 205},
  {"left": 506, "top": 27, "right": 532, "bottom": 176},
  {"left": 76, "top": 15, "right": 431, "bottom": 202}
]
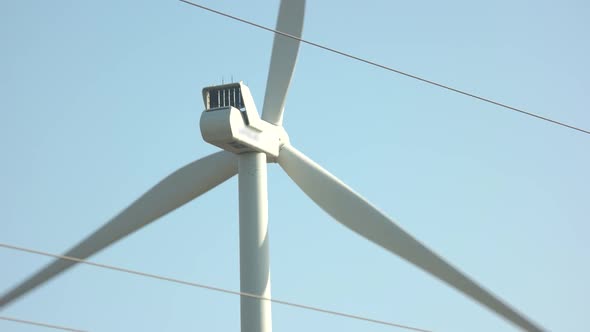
[
  {"left": 0, "top": 315, "right": 86, "bottom": 332},
  {"left": 179, "top": 0, "right": 590, "bottom": 136},
  {"left": 0, "top": 242, "right": 431, "bottom": 332}
]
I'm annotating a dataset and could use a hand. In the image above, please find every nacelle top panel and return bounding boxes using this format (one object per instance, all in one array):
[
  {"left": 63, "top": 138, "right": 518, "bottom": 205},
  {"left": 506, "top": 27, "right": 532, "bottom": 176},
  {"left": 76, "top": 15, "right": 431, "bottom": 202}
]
[{"left": 203, "top": 82, "right": 245, "bottom": 110}]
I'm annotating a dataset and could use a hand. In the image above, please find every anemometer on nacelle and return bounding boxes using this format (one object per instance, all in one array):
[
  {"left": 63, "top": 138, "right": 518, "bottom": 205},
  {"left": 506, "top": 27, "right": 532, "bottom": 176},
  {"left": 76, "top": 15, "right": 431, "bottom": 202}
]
[{"left": 200, "top": 82, "right": 287, "bottom": 159}]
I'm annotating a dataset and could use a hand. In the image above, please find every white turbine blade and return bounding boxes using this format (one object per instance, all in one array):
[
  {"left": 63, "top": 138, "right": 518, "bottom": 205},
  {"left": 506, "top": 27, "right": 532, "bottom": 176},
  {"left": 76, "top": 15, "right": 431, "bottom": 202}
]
[
  {"left": 278, "top": 144, "right": 544, "bottom": 332},
  {"left": 261, "top": 0, "right": 305, "bottom": 125},
  {"left": 0, "top": 151, "right": 237, "bottom": 308}
]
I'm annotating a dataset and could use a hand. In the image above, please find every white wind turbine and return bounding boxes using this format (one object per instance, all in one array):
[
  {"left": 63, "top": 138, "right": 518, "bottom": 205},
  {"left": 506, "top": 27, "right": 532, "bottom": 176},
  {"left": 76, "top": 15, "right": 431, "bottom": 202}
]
[{"left": 1, "top": 1, "right": 544, "bottom": 331}]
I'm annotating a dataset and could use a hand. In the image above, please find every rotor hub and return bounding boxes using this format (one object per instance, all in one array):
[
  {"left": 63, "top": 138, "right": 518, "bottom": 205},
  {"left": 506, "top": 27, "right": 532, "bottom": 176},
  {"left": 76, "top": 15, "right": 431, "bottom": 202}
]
[{"left": 200, "top": 82, "right": 289, "bottom": 162}]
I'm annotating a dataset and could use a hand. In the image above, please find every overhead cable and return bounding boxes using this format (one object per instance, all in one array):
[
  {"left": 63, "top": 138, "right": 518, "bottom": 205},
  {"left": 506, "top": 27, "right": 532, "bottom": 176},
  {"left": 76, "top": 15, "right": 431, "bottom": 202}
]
[
  {"left": 0, "top": 242, "right": 431, "bottom": 332},
  {"left": 0, "top": 315, "right": 86, "bottom": 332},
  {"left": 179, "top": 0, "right": 590, "bottom": 136}
]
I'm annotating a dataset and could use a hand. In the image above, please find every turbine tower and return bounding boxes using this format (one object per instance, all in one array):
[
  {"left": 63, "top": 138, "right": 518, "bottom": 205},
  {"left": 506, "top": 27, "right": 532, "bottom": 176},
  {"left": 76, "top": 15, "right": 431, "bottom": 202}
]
[{"left": 0, "top": 1, "right": 544, "bottom": 331}]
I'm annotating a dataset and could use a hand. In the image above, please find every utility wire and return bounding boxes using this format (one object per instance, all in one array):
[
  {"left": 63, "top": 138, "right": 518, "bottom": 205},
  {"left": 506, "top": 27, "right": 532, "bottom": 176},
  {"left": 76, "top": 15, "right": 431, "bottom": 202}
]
[
  {"left": 179, "top": 0, "right": 590, "bottom": 136},
  {"left": 0, "top": 242, "right": 431, "bottom": 332},
  {"left": 0, "top": 316, "right": 86, "bottom": 332}
]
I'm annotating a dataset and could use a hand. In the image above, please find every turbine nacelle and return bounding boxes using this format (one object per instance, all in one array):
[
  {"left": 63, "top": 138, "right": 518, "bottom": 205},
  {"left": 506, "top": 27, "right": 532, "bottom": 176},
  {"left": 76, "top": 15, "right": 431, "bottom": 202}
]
[{"left": 200, "top": 82, "right": 288, "bottom": 160}]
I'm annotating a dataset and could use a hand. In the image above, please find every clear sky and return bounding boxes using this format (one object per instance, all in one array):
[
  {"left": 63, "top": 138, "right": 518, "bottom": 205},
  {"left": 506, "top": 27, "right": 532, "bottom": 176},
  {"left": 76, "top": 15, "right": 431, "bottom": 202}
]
[{"left": 1, "top": 1, "right": 589, "bottom": 331}]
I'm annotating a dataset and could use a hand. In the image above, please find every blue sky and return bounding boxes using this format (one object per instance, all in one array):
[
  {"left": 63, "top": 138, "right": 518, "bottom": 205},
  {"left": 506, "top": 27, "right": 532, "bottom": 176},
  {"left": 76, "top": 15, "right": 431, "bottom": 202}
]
[{"left": 1, "top": 0, "right": 589, "bottom": 331}]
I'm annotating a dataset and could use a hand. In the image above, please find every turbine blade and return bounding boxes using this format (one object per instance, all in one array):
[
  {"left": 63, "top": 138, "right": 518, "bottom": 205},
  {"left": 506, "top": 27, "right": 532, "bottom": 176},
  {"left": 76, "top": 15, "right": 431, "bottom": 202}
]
[
  {"left": 277, "top": 144, "right": 544, "bottom": 332},
  {"left": 261, "top": 0, "right": 305, "bottom": 125},
  {"left": 0, "top": 151, "right": 237, "bottom": 308}
]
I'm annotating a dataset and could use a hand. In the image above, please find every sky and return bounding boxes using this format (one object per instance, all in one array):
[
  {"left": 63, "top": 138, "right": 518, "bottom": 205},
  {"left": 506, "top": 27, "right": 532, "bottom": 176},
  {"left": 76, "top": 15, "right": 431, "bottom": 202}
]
[{"left": 1, "top": 0, "right": 589, "bottom": 331}]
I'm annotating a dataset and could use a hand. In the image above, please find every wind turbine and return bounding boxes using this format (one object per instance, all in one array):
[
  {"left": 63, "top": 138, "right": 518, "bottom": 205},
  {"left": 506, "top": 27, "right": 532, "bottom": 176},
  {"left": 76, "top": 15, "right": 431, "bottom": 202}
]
[{"left": 0, "top": 1, "right": 545, "bottom": 331}]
